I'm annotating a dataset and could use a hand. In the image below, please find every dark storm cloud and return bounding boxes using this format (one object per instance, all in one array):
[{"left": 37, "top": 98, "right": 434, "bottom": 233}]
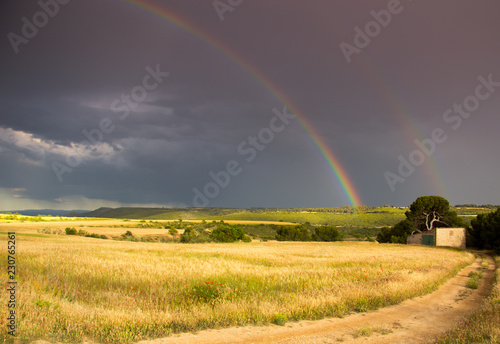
[{"left": 1, "top": 0, "right": 499, "bottom": 210}]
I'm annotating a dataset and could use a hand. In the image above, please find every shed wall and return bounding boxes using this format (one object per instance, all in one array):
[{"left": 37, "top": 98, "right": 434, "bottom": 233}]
[
  {"left": 435, "top": 227, "right": 466, "bottom": 248},
  {"left": 407, "top": 233, "right": 422, "bottom": 245}
]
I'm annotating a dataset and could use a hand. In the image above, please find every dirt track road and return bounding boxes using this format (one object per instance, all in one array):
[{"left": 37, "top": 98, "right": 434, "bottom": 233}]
[{"left": 137, "top": 255, "right": 495, "bottom": 344}]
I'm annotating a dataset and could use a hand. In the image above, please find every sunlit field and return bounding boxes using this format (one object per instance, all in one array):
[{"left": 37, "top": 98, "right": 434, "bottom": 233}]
[{"left": 0, "top": 224, "right": 473, "bottom": 344}]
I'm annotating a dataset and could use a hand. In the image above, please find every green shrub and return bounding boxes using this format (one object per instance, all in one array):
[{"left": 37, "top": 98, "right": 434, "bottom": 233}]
[
  {"left": 376, "top": 220, "right": 413, "bottom": 243},
  {"left": 85, "top": 233, "right": 100, "bottom": 239},
  {"left": 210, "top": 225, "right": 246, "bottom": 243},
  {"left": 65, "top": 227, "right": 77, "bottom": 235},
  {"left": 242, "top": 234, "right": 252, "bottom": 243},
  {"left": 390, "top": 235, "right": 406, "bottom": 244},
  {"left": 272, "top": 314, "right": 288, "bottom": 326},
  {"left": 276, "top": 225, "right": 311, "bottom": 241},
  {"left": 121, "top": 231, "right": 134, "bottom": 239},
  {"left": 312, "top": 225, "right": 343, "bottom": 242},
  {"left": 180, "top": 227, "right": 197, "bottom": 243}
]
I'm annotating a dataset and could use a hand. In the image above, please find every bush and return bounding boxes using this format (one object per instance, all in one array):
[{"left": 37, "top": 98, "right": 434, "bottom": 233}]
[
  {"left": 275, "top": 225, "right": 311, "bottom": 241},
  {"left": 210, "top": 225, "right": 247, "bottom": 243},
  {"left": 66, "top": 227, "right": 101, "bottom": 239},
  {"left": 376, "top": 227, "right": 392, "bottom": 243},
  {"left": 180, "top": 227, "right": 197, "bottom": 243},
  {"left": 78, "top": 229, "right": 88, "bottom": 236},
  {"left": 85, "top": 233, "right": 100, "bottom": 239},
  {"left": 390, "top": 235, "right": 406, "bottom": 244},
  {"left": 312, "top": 225, "right": 342, "bottom": 242},
  {"left": 272, "top": 314, "right": 288, "bottom": 326},
  {"left": 168, "top": 228, "right": 178, "bottom": 235},
  {"left": 242, "top": 234, "right": 252, "bottom": 243},
  {"left": 121, "top": 231, "right": 134, "bottom": 240},
  {"left": 65, "top": 227, "right": 77, "bottom": 235},
  {"left": 376, "top": 220, "right": 414, "bottom": 243}
]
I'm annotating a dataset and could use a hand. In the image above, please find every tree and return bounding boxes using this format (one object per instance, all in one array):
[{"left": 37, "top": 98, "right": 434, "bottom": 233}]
[
  {"left": 391, "top": 219, "right": 415, "bottom": 242},
  {"left": 377, "top": 196, "right": 465, "bottom": 244},
  {"left": 469, "top": 207, "right": 500, "bottom": 250},
  {"left": 406, "top": 196, "right": 462, "bottom": 233},
  {"left": 376, "top": 220, "right": 415, "bottom": 243},
  {"left": 376, "top": 227, "right": 392, "bottom": 243}
]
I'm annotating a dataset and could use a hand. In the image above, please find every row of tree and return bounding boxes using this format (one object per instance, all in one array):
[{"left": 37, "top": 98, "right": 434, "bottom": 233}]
[
  {"left": 376, "top": 196, "right": 500, "bottom": 251},
  {"left": 469, "top": 207, "right": 500, "bottom": 250},
  {"left": 249, "top": 206, "right": 389, "bottom": 213},
  {"left": 455, "top": 204, "right": 499, "bottom": 209},
  {"left": 275, "top": 225, "right": 343, "bottom": 242},
  {"left": 180, "top": 224, "right": 252, "bottom": 243}
]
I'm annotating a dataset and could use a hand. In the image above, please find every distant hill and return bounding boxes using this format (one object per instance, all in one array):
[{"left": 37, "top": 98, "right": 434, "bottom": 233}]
[
  {"left": 80, "top": 207, "right": 241, "bottom": 220},
  {"left": 81, "top": 207, "right": 184, "bottom": 219},
  {"left": 4, "top": 209, "right": 91, "bottom": 217},
  {"left": 80, "top": 206, "right": 411, "bottom": 227}
]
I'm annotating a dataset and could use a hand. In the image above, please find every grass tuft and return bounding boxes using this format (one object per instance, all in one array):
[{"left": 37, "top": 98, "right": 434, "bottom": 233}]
[{"left": 272, "top": 314, "right": 288, "bottom": 326}]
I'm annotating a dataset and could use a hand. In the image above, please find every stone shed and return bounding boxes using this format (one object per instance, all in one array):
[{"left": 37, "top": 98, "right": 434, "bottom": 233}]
[{"left": 407, "top": 227, "right": 466, "bottom": 248}]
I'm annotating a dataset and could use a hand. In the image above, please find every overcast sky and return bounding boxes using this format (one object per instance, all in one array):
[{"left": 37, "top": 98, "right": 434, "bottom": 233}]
[{"left": 1, "top": 0, "right": 499, "bottom": 210}]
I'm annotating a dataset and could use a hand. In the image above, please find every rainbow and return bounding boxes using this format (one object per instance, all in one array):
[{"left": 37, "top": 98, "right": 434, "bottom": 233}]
[
  {"left": 117, "top": 0, "right": 363, "bottom": 206},
  {"left": 329, "top": 15, "right": 449, "bottom": 200},
  {"left": 356, "top": 59, "right": 449, "bottom": 199}
]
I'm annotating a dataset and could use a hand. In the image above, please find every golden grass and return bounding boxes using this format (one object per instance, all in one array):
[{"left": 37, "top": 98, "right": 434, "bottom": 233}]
[{"left": 0, "top": 229, "right": 473, "bottom": 344}]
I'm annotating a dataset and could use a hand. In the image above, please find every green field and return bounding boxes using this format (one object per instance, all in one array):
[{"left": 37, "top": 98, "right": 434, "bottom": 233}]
[
  {"left": 3, "top": 206, "right": 493, "bottom": 242},
  {"left": 3, "top": 206, "right": 492, "bottom": 229},
  {"left": 73, "top": 206, "right": 408, "bottom": 227}
]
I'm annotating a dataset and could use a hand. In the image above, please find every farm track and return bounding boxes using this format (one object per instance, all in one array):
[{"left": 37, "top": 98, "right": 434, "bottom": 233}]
[{"left": 134, "top": 255, "right": 495, "bottom": 344}]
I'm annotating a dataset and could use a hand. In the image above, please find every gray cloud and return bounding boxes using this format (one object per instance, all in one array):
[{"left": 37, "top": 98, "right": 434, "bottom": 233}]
[{"left": 1, "top": 0, "right": 499, "bottom": 210}]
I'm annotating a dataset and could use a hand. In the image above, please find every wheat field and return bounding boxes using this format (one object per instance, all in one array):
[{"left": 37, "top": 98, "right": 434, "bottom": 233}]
[{"left": 0, "top": 227, "right": 473, "bottom": 343}]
